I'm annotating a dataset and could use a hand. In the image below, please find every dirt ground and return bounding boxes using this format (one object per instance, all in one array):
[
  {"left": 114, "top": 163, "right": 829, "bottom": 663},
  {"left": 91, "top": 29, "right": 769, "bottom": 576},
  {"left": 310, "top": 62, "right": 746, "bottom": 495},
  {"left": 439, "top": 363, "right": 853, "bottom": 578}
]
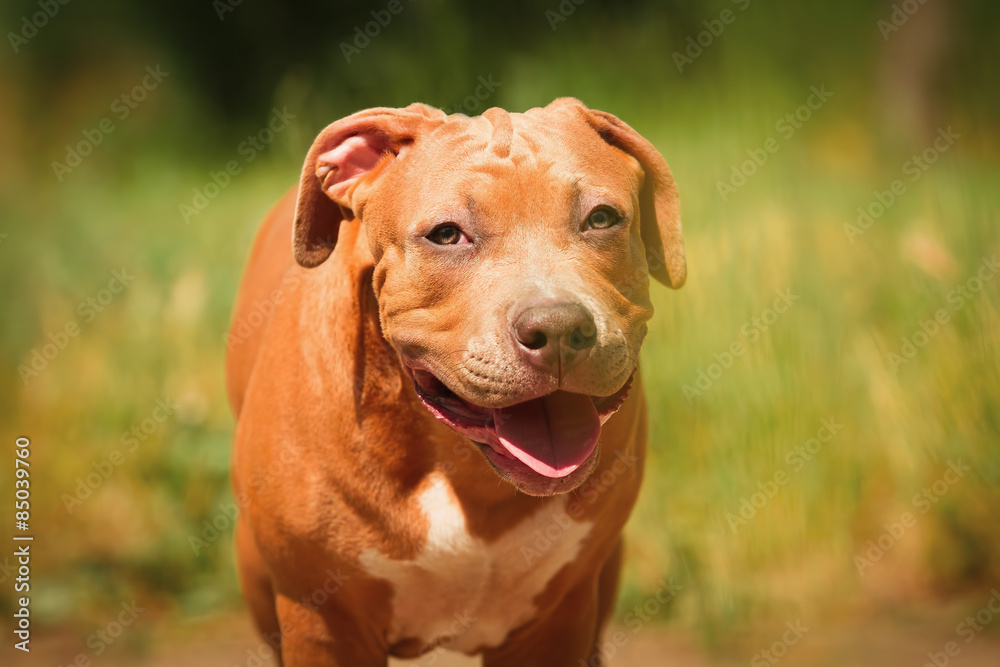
[{"left": 7, "top": 601, "right": 1000, "bottom": 667}]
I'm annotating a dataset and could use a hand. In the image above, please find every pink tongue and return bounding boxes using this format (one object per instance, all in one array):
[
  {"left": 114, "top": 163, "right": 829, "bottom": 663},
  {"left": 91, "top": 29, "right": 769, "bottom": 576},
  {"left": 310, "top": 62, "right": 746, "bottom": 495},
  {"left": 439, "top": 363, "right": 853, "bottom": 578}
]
[{"left": 493, "top": 392, "right": 601, "bottom": 478}]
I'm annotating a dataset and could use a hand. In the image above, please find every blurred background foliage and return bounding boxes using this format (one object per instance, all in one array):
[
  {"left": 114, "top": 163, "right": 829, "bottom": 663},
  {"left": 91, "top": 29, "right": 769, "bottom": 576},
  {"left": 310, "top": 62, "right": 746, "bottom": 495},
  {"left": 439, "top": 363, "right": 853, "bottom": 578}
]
[{"left": 1, "top": 0, "right": 998, "bottom": 653}]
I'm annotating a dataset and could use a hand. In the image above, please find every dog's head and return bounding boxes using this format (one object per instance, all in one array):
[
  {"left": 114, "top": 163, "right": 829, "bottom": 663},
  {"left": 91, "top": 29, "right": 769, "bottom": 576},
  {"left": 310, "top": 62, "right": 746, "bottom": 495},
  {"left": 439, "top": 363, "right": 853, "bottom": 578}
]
[{"left": 293, "top": 98, "right": 685, "bottom": 496}]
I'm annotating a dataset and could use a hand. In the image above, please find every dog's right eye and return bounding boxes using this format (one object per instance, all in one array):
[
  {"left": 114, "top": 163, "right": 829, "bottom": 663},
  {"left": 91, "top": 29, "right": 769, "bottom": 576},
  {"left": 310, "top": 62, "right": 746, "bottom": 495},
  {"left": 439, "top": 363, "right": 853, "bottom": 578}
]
[
  {"left": 584, "top": 206, "right": 622, "bottom": 231},
  {"left": 426, "top": 224, "right": 469, "bottom": 245}
]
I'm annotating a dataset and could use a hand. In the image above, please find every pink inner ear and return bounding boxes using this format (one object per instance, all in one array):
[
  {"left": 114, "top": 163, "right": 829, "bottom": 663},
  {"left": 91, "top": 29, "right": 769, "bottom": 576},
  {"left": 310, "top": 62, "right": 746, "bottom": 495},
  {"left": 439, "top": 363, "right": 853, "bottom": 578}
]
[{"left": 315, "top": 133, "right": 389, "bottom": 200}]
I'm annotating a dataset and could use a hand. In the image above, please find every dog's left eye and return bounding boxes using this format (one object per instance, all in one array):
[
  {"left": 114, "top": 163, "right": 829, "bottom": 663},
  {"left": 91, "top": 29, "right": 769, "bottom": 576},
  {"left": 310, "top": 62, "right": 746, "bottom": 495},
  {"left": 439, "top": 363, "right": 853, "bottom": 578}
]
[
  {"left": 584, "top": 207, "right": 621, "bottom": 230},
  {"left": 426, "top": 224, "right": 469, "bottom": 245}
]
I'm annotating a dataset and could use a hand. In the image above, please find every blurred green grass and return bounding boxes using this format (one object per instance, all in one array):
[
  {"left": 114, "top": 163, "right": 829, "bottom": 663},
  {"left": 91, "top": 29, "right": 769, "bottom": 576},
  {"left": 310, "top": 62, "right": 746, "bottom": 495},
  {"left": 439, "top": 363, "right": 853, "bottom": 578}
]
[{"left": 0, "top": 0, "right": 998, "bottom": 650}]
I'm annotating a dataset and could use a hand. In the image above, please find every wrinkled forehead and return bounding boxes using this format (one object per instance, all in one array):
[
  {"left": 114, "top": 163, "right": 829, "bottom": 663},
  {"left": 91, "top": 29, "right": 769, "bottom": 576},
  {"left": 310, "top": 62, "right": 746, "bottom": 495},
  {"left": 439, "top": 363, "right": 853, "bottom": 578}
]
[{"left": 387, "top": 107, "right": 643, "bottom": 216}]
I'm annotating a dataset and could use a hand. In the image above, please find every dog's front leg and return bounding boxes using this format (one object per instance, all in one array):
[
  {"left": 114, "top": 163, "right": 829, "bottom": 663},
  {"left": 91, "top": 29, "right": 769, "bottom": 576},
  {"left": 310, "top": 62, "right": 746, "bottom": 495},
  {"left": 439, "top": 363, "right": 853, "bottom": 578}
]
[{"left": 275, "top": 594, "right": 387, "bottom": 667}]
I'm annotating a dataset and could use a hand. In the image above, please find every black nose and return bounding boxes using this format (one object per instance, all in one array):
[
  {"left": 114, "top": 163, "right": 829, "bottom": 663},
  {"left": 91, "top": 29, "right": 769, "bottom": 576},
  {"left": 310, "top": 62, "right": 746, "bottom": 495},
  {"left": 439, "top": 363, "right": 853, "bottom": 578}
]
[{"left": 512, "top": 300, "right": 597, "bottom": 360}]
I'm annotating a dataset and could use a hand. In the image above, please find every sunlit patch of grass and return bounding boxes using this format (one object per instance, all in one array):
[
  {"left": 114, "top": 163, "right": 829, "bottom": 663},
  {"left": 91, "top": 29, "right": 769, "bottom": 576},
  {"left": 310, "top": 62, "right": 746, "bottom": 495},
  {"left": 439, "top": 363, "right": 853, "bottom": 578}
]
[{"left": 624, "top": 105, "right": 1000, "bottom": 639}]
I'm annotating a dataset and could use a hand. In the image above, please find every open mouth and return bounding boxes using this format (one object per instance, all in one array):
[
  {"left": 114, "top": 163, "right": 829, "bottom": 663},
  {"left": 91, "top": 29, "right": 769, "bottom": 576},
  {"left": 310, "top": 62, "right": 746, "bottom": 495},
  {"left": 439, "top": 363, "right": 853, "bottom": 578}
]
[{"left": 405, "top": 365, "right": 633, "bottom": 481}]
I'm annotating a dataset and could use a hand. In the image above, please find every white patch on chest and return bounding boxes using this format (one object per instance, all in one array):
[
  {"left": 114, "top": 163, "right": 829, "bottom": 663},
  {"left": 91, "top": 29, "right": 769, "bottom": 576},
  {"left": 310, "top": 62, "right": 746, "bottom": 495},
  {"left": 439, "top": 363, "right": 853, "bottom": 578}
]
[{"left": 359, "top": 473, "right": 592, "bottom": 653}]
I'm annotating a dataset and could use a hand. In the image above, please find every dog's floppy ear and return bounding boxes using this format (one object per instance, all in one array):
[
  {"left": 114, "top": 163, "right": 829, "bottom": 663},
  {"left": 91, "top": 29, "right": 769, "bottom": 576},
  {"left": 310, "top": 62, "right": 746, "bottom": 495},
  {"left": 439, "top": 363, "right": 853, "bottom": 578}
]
[
  {"left": 558, "top": 99, "right": 686, "bottom": 288},
  {"left": 293, "top": 104, "right": 446, "bottom": 268}
]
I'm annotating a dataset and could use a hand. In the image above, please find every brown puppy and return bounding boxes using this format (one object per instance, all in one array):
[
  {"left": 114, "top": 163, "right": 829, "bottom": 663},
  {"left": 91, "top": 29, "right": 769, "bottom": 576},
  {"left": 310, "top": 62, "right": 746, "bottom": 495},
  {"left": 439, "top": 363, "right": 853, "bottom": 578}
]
[{"left": 226, "top": 98, "right": 685, "bottom": 666}]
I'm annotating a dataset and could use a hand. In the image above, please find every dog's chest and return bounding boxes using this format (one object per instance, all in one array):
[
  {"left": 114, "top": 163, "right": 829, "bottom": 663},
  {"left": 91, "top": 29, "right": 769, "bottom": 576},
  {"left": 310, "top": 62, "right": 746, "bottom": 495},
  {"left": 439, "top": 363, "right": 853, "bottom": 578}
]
[{"left": 358, "top": 473, "right": 592, "bottom": 653}]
